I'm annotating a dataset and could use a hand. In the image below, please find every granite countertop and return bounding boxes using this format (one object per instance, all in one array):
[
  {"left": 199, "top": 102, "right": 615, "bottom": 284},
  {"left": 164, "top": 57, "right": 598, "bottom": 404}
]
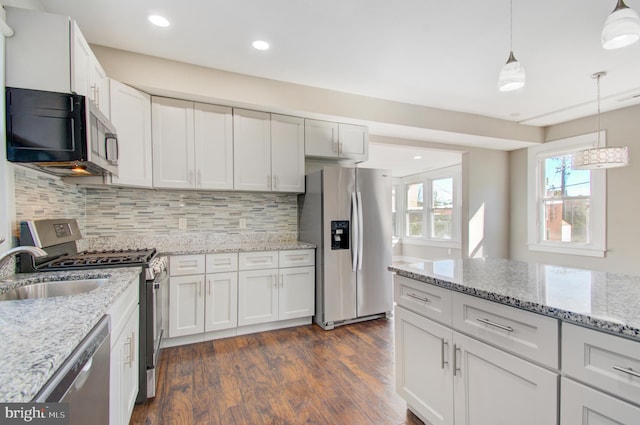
[
  {"left": 161, "top": 240, "right": 316, "bottom": 256},
  {"left": 0, "top": 267, "right": 141, "bottom": 403},
  {"left": 388, "top": 258, "right": 640, "bottom": 342}
]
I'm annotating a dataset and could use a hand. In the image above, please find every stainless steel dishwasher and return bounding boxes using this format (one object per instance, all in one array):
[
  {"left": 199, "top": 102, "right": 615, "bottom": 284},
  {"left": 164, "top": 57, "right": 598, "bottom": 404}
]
[{"left": 34, "top": 315, "right": 110, "bottom": 425}]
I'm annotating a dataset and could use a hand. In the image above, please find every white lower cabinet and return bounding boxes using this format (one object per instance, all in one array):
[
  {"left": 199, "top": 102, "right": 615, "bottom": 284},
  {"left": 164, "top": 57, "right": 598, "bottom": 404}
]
[
  {"left": 108, "top": 280, "right": 139, "bottom": 425},
  {"left": 395, "top": 306, "right": 557, "bottom": 425},
  {"left": 394, "top": 276, "right": 560, "bottom": 425},
  {"left": 452, "top": 331, "right": 557, "bottom": 425},
  {"left": 237, "top": 251, "right": 314, "bottom": 326},
  {"left": 560, "top": 377, "right": 640, "bottom": 425},
  {"left": 205, "top": 271, "right": 238, "bottom": 331},
  {"left": 395, "top": 306, "right": 454, "bottom": 425},
  {"left": 166, "top": 249, "right": 314, "bottom": 344},
  {"left": 168, "top": 274, "right": 205, "bottom": 337}
]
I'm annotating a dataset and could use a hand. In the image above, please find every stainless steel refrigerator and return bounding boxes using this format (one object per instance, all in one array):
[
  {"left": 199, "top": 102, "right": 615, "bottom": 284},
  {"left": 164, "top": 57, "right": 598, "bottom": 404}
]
[{"left": 298, "top": 166, "right": 393, "bottom": 330}]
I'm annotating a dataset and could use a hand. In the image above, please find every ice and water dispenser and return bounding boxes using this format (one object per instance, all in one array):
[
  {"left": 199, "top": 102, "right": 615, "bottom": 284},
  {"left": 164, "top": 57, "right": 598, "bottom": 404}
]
[{"left": 331, "top": 220, "right": 350, "bottom": 250}]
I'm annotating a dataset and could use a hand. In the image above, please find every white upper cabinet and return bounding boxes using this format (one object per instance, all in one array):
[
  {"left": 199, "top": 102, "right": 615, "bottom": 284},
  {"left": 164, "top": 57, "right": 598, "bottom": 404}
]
[
  {"left": 5, "top": 7, "right": 111, "bottom": 117},
  {"left": 152, "top": 97, "right": 195, "bottom": 189},
  {"left": 271, "top": 114, "right": 305, "bottom": 193},
  {"left": 233, "top": 109, "right": 272, "bottom": 191},
  {"left": 109, "top": 80, "right": 152, "bottom": 188},
  {"left": 233, "top": 110, "right": 305, "bottom": 193},
  {"left": 152, "top": 97, "right": 233, "bottom": 190},
  {"left": 195, "top": 104, "right": 234, "bottom": 190},
  {"left": 305, "top": 119, "right": 368, "bottom": 161}
]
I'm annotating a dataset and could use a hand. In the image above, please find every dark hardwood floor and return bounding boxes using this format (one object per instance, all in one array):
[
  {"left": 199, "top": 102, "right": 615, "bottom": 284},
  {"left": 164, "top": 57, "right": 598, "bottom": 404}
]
[{"left": 130, "top": 318, "right": 423, "bottom": 425}]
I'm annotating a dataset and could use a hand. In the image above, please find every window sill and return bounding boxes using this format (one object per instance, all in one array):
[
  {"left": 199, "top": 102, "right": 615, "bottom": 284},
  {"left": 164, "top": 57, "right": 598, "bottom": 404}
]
[
  {"left": 400, "top": 238, "right": 461, "bottom": 249},
  {"left": 527, "top": 243, "right": 605, "bottom": 258}
]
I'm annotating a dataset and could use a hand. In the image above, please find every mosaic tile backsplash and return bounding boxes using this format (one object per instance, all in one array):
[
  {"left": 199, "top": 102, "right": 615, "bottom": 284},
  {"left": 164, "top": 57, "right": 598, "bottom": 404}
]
[{"left": 13, "top": 167, "right": 298, "bottom": 238}]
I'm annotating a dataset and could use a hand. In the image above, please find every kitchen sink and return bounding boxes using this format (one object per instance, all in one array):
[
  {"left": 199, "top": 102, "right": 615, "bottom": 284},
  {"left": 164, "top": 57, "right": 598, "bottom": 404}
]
[{"left": 0, "top": 278, "right": 108, "bottom": 301}]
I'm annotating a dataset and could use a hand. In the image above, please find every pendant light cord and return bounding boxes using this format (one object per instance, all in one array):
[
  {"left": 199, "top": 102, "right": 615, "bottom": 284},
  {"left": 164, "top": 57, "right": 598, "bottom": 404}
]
[
  {"left": 509, "top": 0, "right": 513, "bottom": 51},
  {"left": 597, "top": 73, "right": 601, "bottom": 148}
]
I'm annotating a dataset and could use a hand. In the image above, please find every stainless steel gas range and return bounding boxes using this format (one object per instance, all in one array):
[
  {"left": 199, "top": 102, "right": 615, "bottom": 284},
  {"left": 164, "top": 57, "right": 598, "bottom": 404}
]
[{"left": 18, "top": 218, "right": 167, "bottom": 403}]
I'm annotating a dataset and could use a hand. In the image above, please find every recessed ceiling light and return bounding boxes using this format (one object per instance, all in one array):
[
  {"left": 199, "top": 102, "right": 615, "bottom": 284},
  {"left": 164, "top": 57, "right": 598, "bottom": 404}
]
[
  {"left": 148, "top": 15, "right": 170, "bottom": 27},
  {"left": 252, "top": 40, "right": 270, "bottom": 50},
  {"left": 413, "top": 155, "right": 423, "bottom": 160}
]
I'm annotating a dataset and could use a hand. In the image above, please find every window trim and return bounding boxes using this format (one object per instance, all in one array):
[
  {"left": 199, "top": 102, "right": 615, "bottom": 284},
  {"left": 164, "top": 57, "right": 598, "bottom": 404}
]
[
  {"left": 398, "top": 165, "right": 462, "bottom": 248},
  {"left": 527, "top": 132, "right": 606, "bottom": 257}
]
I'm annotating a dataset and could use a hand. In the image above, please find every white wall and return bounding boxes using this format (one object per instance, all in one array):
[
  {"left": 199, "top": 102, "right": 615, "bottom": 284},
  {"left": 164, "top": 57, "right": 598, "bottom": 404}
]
[{"left": 509, "top": 104, "right": 640, "bottom": 274}]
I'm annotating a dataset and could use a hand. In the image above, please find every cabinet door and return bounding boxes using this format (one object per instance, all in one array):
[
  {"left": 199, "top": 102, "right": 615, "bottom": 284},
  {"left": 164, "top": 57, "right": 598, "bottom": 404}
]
[
  {"left": 304, "top": 119, "right": 338, "bottom": 158},
  {"left": 90, "top": 59, "right": 110, "bottom": 118},
  {"left": 271, "top": 114, "right": 305, "bottom": 193},
  {"left": 205, "top": 272, "right": 238, "bottom": 332},
  {"left": 120, "top": 306, "right": 139, "bottom": 425},
  {"left": 395, "top": 306, "right": 454, "bottom": 425},
  {"left": 152, "top": 97, "right": 195, "bottom": 189},
  {"left": 233, "top": 109, "right": 272, "bottom": 191},
  {"left": 71, "top": 21, "right": 91, "bottom": 97},
  {"left": 452, "top": 331, "right": 558, "bottom": 425},
  {"left": 168, "top": 275, "right": 205, "bottom": 337},
  {"left": 338, "top": 123, "right": 368, "bottom": 160},
  {"left": 109, "top": 80, "right": 153, "bottom": 188},
  {"left": 561, "top": 377, "right": 640, "bottom": 425},
  {"left": 194, "top": 103, "right": 234, "bottom": 190},
  {"left": 238, "top": 270, "right": 278, "bottom": 326},
  {"left": 279, "top": 266, "right": 314, "bottom": 320},
  {"left": 6, "top": 7, "right": 72, "bottom": 93}
]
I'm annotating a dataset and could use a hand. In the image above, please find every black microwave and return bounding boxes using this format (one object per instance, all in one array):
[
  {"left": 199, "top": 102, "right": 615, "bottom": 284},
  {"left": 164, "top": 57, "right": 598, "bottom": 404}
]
[{"left": 5, "top": 87, "right": 119, "bottom": 176}]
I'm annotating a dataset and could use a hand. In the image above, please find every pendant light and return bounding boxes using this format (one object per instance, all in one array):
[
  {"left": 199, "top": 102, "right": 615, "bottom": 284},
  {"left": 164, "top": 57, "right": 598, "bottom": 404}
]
[
  {"left": 572, "top": 72, "right": 629, "bottom": 170},
  {"left": 601, "top": 0, "right": 640, "bottom": 50},
  {"left": 498, "top": 0, "right": 525, "bottom": 92}
]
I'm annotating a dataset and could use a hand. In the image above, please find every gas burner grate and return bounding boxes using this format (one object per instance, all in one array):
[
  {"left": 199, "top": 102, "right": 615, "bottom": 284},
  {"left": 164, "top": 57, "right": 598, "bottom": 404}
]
[{"left": 45, "top": 248, "right": 157, "bottom": 269}]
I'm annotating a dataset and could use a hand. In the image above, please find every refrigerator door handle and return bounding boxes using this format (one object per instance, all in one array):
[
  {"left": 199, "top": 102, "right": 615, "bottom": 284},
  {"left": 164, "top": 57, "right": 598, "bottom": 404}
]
[
  {"left": 356, "top": 191, "right": 364, "bottom": 271},
  {"left": 351, "top": 192, "right": 359, "bottom": 272}
]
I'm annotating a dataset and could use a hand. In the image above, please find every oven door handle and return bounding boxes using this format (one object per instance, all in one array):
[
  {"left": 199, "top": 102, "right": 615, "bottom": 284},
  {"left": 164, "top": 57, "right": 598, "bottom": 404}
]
[{"left": 153, "top": 269, "right": 168, "bottom": 289}]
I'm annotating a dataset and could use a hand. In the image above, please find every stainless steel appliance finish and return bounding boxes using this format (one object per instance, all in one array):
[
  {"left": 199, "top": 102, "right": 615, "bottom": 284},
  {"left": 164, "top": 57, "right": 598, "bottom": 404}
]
[
  {"left": 5, "top": 86, "right": 119, "bottom": 177},
  {"left": 145, "top": 265, "right": 167, "bottom": 398},
  {"left": 19, "top": 218, "right": 165, "bottom": 403},
  {"left": 34, "top": 315, "right": 110, "bottom": 425},
  {"left": 298, "top": 166, "right": 392, "bottom": 330}
]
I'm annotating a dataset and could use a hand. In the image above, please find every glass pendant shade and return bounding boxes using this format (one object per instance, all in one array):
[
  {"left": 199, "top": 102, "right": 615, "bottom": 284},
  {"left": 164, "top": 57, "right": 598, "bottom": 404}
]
[
  {"left": 601, "top": 0, "right": 640, "bottom": 49},
  {"left": 498, "top": 51, "right": 525, "bottom": 92}
]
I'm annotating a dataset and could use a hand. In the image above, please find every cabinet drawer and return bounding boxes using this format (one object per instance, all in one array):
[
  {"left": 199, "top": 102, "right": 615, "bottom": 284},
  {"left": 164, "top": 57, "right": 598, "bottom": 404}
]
[
  {"left": 206, "top": 253, "right": 238, "bottom": 273},
  {"left": 452, "top": 292, "right": 559, "bottom": 368},
  {"left": 561, "top": 377, "right": 640, "bottom": 424},
  {"left": 239, "top": 251, "right": 279, "bottom": 270},
  {"left": 393, "top": 276, "right": 452, "bottom": 326},
  {"left": 170, "top": 255, "right": 205, "bottom": 276},
  {"left": 562, "top": 323, "right": 640, "bottom": 404},
  {"left": 279, "top": 249, "right": 315, "bottom": 268}
]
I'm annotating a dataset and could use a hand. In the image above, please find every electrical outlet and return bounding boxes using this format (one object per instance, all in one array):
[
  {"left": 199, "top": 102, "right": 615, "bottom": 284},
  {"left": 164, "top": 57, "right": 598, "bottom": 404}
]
[
  {"left": 239, "top": 218, "right": 247, "bottom": 229},
  {"left": 178, "top": 217, "right": 188, "bottom": 230}
]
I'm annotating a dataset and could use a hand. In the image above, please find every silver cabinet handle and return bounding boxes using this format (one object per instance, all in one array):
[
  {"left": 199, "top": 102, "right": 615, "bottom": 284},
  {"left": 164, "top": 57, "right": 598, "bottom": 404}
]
[
  {"left": 197, "top": 170, "right": 202, "bottom": 186},
  {"left": 441, "top": 339, "right": 449, "bottom": 369},
  {"left": 453, "top": 344, "right": 461, "bottom": 376},
  {"left": 339, "top": 141, "right": 343, "bottom": 154},
  {"left": 280, "top": 274, "right": 284, "bottom": 288},
  {"left": 208, "top": 279, "right": 212, "bottom": 296},
  {"left": 613, "top": 365, "right": 640, "bottom": 378},
  {"left": 188, "top": 170, "right": 194, "bottom": 185},
  {"left": 199, "top": 281, "right": 202, "bottom": 297},
  {"left": 0, "top": 237, "right": 5, "bottom": 245},
  {"left": 476, "top": 318, "right": 514, "bottom": 332},
  {"left": 407, "top": 293, "right": 429, "bottom": 303},
  {"left": 130, "top": 331, "right": 135, "bottom": 364}
]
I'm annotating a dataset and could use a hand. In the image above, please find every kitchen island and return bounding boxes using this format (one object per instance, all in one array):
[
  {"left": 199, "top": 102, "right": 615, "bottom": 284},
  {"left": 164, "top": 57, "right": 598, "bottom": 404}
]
[
  {"left": 388, "top": 258, "right": 640, "bottom": 425},
  {"left": 0, "top": 268, "right": 141, "bottom": 402}
]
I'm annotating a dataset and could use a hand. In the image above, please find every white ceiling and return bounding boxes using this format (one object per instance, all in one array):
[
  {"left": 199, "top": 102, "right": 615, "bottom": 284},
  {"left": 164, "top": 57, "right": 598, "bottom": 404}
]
[
  {"left": 9, "top": 0, "right": 640, "bottom": 174},
  {"left": 360, "top": 143, "right": 462, "bottom": 178}
]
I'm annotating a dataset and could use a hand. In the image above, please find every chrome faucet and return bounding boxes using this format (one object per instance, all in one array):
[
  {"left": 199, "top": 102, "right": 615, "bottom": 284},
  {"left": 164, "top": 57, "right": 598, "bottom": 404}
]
[{"left": 0, "top": 246, "right": 48, "bottom": 269}]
